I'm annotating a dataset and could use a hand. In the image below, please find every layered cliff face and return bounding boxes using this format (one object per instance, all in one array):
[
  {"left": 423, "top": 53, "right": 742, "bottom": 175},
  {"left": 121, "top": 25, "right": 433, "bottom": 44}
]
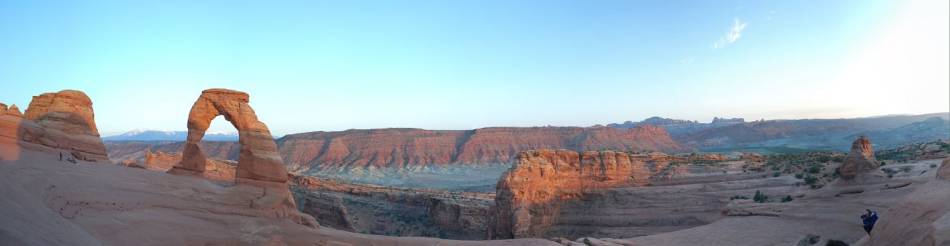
[
  {"left": 290, "top": 175, "right": 494, "bottom": 239},
  {"left": 839, "top": 136, "right": 878, "bottom": 179},
  {"left": 279, "top": 125, "right": 681, "bottom": 172},
  {"left": 492, "top": 149, "right": 673, "bottom": 239},
  {"left": 0, "top": 90, "right": 107, "bottom": 162}
]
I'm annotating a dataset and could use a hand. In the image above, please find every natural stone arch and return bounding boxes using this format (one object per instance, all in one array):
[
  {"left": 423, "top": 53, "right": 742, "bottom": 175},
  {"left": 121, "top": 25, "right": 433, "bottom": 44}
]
[{"left": 169, "top": 88, "right": 288, "bottom": 185}]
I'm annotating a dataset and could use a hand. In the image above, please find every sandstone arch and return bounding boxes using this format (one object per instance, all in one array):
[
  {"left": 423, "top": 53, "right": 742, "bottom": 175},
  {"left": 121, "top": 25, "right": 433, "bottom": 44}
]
[{"left": 169, "top": 89, "right": 288, "bottom": 185}]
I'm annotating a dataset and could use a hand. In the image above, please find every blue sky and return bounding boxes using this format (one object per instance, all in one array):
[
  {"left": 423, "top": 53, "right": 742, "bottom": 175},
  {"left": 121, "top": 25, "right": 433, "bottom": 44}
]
[{"left": 1, "top": 0, "right": 948, "bottom": 136}]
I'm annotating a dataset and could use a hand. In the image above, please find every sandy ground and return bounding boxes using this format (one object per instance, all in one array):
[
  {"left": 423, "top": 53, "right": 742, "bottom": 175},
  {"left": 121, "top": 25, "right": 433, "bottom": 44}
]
[{"left": 0, "top": 142, "right": 556, "bottom": 246}]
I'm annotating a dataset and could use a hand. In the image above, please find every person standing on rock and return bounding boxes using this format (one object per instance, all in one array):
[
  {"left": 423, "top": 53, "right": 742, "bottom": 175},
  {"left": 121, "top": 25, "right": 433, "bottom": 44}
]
[{"left": 861, "top": 209, "right": 878, "bottom": 234}]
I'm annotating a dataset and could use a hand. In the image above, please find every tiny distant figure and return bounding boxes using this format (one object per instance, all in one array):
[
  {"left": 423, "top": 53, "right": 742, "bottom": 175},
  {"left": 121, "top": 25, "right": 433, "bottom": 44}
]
[
  {"left": 59, "top": 152, "right": 62, "bottom": 161},
  {"left": 861, "top": 209, "right": 879, "bottom": 234}
]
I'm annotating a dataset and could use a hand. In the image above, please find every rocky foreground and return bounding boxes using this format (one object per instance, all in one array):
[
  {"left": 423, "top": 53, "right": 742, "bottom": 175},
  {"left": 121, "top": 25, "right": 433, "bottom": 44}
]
[
  {"left": 0, "top": 144, "right": 558, "bottom": 246},
  {"left": 0, "top": 89, "right": 553, "bottom": 245},
  {"left": 19, "top": 140, "right": 945, "bottom": 245}
]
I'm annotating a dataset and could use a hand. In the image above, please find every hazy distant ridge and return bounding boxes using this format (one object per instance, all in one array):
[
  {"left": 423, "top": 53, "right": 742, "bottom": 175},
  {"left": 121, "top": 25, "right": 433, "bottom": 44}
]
[{"left": 103, "top": 130, "right": 238, "bottom": 141}]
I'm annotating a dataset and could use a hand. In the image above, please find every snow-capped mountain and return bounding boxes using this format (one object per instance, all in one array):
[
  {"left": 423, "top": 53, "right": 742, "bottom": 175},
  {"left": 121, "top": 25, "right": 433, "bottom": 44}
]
[{"left": 103, "top": 130, "right": 238, "bottom": 141}]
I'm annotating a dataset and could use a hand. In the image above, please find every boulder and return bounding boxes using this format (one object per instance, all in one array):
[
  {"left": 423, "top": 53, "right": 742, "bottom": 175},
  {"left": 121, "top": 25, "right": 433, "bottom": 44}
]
[{"left": 839, "top": 136, "right": 878, "bottom": 179}]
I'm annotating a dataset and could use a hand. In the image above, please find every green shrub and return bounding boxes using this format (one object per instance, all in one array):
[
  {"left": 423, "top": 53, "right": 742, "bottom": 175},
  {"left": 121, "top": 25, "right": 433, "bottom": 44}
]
[
  {"left": 804, "top": 175, "right": 818, "bottom": 185},
  {"left": 781, "top": 195, "right": 793, "bottom": 202},
  {"left": 795, "top": 173, "right": 804, "bottom": 179},
  {"left": 773, "top": 172, "right": 781, "bottom": 177},
  {"left": 900, "top": 166, "right": 913, "bottom": 173},
  {"left": 753, "top": 190, "right": 768, "bottom": 203},
  {"left": 807, "top": 165, "right": 821, "bottom": 174}
]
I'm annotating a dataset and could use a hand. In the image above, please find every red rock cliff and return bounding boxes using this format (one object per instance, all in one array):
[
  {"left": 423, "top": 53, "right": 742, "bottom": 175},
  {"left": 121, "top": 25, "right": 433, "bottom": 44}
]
[
  {"left": 278, "top": 125, "right": 682, "bottom": 171},
  {"left": 491, "top": 149, "right": 671, "bottom": 239}
]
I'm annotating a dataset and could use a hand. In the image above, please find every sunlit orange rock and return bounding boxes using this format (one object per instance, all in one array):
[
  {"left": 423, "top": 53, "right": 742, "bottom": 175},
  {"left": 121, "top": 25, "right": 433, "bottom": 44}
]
[
  {"left": 0, "top": 90, "right": 108, "bottom": 161},
  {"left": 492, "top": 149, "right": 667, "bottom": 239},
  {"left": 839, "top": 136, "right": 878, "bottom": 179},
  {"left": 168, "top": 89, "right": 288, "bottom": 186}
]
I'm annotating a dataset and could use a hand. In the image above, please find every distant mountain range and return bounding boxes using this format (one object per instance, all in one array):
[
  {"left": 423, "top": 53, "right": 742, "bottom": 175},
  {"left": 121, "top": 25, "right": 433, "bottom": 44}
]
[
  {"left": 608, "top": 113, "right": 950, "bottom": 152},
  {"left": 103, "top": 130, "right": 239, "bottom": 141},
  {"left": 607, "top": 116, "right": 746, "bottom": 136}
]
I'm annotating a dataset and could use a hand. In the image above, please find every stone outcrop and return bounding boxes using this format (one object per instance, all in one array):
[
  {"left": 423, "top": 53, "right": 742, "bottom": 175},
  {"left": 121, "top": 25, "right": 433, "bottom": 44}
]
[
  {"left": 492, "top": 149, "right": 670, "bottom": 239},
  {"left": 169, "top": 89, "right": 287, "bottom": 186},
  {"left": 23, "top": 90, "right": 100, "bottom": 135},
  {"left": 1, "top": 103, "right": 22, "bottom": 117},
  {"left": 838, "top": 136, "right": 878, "bottom": 179},
  {"left": 939, "top": 158, "right": 950, "bottom": 180},
  {"left": 0, "top": 90, "right": 107, "bottom": 161},
  {"left": 137, "top": 150, "right": 237, "bottom": 181},
  {"left": 279, "top": 125, "right": 682, "bottom": 172},
  {"left": 866, "top": 158, "right": 950, "bottom": 245}
]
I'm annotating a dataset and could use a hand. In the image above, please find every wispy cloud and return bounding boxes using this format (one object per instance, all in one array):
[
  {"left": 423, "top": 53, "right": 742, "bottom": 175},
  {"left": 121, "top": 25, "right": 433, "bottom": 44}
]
[{"left": 713, "top": 18, "right": 748, "bottom": 48}]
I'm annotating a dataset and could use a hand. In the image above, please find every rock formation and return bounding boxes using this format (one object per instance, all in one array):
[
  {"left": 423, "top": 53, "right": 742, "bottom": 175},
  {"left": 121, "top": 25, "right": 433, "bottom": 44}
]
[
  {"left": 169, "top": 89, "right": 288, "bottom": 186},
  {"left": 492, "top": 149, "right": 667, "bottom": 239},
  {"left": 939, "top": 158, "right": 950, "bottom": 180},
  {"left": 144, "top": 149, "right": 179, "bottom": 171},
  {"left": 866, "top": 158, "right": 950, "bottom": 246},
  {"left": 838, "top": 136, "right": 878, "bottom": 179},
  {"left": 278, "top": 125, "right": 682, "bottom": 172},
  {"left": 24, "top": 90, "right": 100, "bottom": 135},
  {"left": 160, "top": 89, "right": 313, "bottom": 229},
  {"left": 7, "top": 104, "right": 22, "bottom": 117},
  {"left": 1, "top": 103, "right": 22, "bottom": 117},
  {"left": 0, "top": 90, "right": 107, "bottom": 161},
  {"left": 136, "top": 150, "right": 238, "bottom": 181}
]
